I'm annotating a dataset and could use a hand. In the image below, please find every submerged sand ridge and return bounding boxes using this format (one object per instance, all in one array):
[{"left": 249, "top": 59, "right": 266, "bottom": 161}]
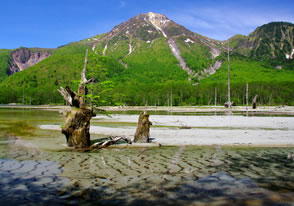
[{"left": 41, "top": 114, "right": 294, "bottom": 146}]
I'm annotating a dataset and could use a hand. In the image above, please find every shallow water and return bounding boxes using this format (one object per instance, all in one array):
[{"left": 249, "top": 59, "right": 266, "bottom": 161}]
[
  {"left": 110, "top": 109, "right": 294, "bottom": 117},
  {"left": 1, "top": 108, "right": 294, "bottom": 205}
]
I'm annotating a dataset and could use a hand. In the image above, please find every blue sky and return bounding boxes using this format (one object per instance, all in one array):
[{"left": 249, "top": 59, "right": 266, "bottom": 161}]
[{"left": 0, "top": 0, "right": 293, "bottom": 49}]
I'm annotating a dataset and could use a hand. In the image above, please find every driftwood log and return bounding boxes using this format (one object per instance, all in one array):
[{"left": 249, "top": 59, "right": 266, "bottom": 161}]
[
  {"left": 252, "top": 94, "right": 258, "bottom": 109},
  {"left": 134, "top": 112, "right": 152, "bottom": 143},
  {"left": 89, "top": 136, "right": 131, "bottom": 150},
  {"left": 58, "top": 49, "right": 96, "bottom": 148}
]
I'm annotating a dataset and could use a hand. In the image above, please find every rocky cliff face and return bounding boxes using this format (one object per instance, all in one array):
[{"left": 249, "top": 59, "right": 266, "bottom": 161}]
[{"left": 9, "top": 48, "right": 51, "bottom": 73}]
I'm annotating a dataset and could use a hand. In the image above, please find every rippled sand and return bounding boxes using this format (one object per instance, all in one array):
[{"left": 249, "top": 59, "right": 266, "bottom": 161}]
[{"left": 1, "top": 135, "right": 294, "bottom": 205}]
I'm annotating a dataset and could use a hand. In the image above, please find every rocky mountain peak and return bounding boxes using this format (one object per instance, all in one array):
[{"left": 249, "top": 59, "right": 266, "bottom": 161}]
[
  {"left": 89, "top": 12, "right": 222, "bottom": 78},
  {"left": 145, "top": 12, "right": 170, "bottom": 29}
]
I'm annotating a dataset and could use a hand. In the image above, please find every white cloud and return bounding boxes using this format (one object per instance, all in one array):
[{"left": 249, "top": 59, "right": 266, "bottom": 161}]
[{"left": 166, "top": 5, "right": 294, "bottom": 40}]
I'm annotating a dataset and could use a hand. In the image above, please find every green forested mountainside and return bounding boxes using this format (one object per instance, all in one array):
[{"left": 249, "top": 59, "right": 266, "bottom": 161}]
[
  {"left": 0, "top": 39, "right": 189, "bottom": 105},
  {"left": 0, "top": 16, "right": 294, "bottom": 106},
  {"left": 120, "top": 38, "right": 188, "bottom": 81},
  {"left": 197, "top": 54, "right": 294, "bottom": 105},
  {"left": 249, "top": 22, "right": 294, "bottom": 59},
  {"left": 1, "top": 45, "right": 294, "bottom": 106},
  {"left": 176, "top": 36, "right": 213, "bottom": 73},
  {"left": 228, "top": 22, "right": 294, "bottom": 62},
  {"left": 0, "top": 49, "right": 12, "bottom": 81},
  {"left": 0, "top": 42, "right": 125, "bottom": 105}
]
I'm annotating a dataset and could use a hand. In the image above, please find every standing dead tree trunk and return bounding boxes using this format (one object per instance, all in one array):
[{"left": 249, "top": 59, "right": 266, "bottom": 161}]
[
  {"left": 134, "top": 112, "right": 152, "bottom": 143},
  {"left": 57, "top": 49, "right": 96, "bottom": 148},
  {"left": 252, "top": 94, "right": 258, "bottom": 109}
]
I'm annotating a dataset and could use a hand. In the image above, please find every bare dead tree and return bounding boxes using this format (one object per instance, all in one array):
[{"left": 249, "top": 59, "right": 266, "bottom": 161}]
[
  {"left": 58, "top": 49, "right": 132, "bottom": 149},
  {"left": 57, "top": 49, "right": 96, "bottom": 148},
  {"left": 246, "top": 83, "right": 249, "bottom": 110},
  {"left": 226, "top": 42, "right": 232, "bottom": 108},
  {"left": 214, "top": 87, "right": 217, "bottom": 106},
  {"left": 252, "top": 94, "right": 258, "bottom": 109}
]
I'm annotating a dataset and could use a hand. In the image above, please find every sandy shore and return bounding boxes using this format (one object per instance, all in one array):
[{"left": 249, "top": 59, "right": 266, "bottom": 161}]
[
  {"left": 2, "top": 105, "right": 294, "bottom": 115},
  {"left": 41, "top": 114, "right": 294, "bottom": 146},
  {"left": 101, "top": 105, "right": 294, "bottom": 114}
]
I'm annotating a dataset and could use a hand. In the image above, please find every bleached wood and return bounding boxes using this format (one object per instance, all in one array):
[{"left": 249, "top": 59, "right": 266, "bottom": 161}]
[
  {"left": 81, "top": 49, "right": 88, "bottom": 84},
  {"left": 89, "top": 136, "right": 131, "bottom": 150},
  {"left": 252, "top": 94, "right": 258, "bottom": 109},
  {"left": 57, "top": 87, "right": 73, "bottom": 106}
]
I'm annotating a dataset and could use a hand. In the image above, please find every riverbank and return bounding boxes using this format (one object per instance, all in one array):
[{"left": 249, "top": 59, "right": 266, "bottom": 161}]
[
  {"left": 101, "top": 105, "right": 294, "bottom": 113},
  {"left": 1, "top": 105, "right": 294, "bottom": 115}
]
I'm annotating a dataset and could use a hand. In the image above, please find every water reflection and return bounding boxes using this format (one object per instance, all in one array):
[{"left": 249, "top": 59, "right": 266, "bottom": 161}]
[{"left": 110, "top": 110, "right": 294, "bottom": 117}]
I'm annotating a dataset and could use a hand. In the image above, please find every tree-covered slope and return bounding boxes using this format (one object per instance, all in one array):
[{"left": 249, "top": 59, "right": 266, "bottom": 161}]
[
  {"left": 197, "top": 54, "right": 294, "bottom": 105},
  {"left": 0, "top": 41, "right": 125, "bottom": 104},
  {"left": 228, "top": 22, "right": 294, "bottom": 62},
  {"left": 0, "top": 49, "right": 11, "bottom": 81}
]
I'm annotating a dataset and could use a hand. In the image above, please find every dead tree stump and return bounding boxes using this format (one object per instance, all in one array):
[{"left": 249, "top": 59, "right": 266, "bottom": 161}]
[
  {"left": 58, "top": 49, "right": 96, "bottom": 148},
  {"left": 134, "top": 112, "right": 152, "bottom": 143},
  {"left": 252, "top": 94, "right": 258, "bottom": 109},
  {"left": 61, "top": 108, "right": 95, "bottom": 147}
]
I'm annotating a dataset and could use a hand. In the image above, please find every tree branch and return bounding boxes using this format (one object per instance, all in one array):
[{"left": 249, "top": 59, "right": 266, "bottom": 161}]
[
  {"left": 65, "top": 86, "right": 77, "bottom": 98},
  {"left": 57, "top": 86, "right": 81, "bottom": 107},
  {"left": 57, "top": 87, "right": 73, "bottom": 106},
  {"left": 86, "top": 77, "right": 97, "bottom": 84},
  {"left": 253, "top": 94, "right": 258, "bottom": 103}
]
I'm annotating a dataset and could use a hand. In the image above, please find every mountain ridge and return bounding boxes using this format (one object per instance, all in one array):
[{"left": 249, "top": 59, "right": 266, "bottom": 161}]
[
  {"left": 1, "top": 13, "right": 293, "bottom": 79},
  {"left": 227, "top": 22, "right": 294, "bottom": 61},
  {"left": 86, "top": 12, "right": 223, "bottom": 80}
]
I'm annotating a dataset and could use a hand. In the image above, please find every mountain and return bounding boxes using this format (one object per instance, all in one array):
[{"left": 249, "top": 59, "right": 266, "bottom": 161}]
[
  {"left": 0, "top": 13, "right": 294, "bottom": 106},
  {"left": 87, "top": 12, "right": 223, "bottom": 80},
  {"left": 228, "top": 22, "right": 294, "bottom": 61},
  {"left": 0, "top": 47, "right": 53, "bottom": 81}
]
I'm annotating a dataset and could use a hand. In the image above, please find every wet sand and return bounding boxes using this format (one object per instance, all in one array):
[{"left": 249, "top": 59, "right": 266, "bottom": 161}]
[
  {"left": 2, "top": 140, "right": 294, "bottom": 205},
  {"left": 1, "top": 108, "right": 294, "bottom": 205}
]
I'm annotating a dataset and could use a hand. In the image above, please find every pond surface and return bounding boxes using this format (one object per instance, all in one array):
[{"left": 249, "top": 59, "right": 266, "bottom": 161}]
[
  {"left": 0, "top": 108, "right": 294, "bottom": 206},
  {"left": 104, "top": 109, "right": 294, "bottom": 117}
]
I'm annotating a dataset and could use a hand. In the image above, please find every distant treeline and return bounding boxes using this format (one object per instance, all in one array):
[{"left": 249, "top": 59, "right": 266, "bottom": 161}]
[{"left": 1, "top": 80, "right": 293, "bottom": 106}]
